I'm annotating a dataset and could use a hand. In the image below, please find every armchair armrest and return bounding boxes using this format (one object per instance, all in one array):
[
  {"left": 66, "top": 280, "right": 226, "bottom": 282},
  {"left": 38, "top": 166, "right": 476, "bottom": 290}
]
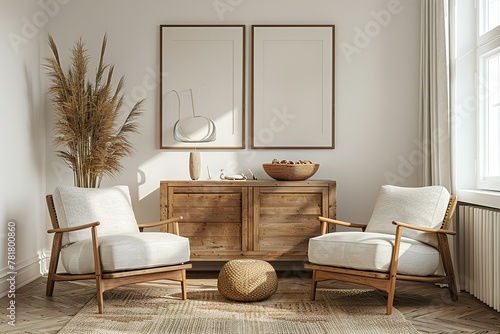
[
  {"left": 318, "top": 216, "right": 367, "bottom": 235},
  {"left": 138, "top": 216, "right": 184, "bottom": 235},
  {"left": 392, "top": 221, "right": 456, "bottom": 235},
  {"left": 47, "top": 221, "right": 100, "bottom": 234},
  {"left": 46, "top": 220, "right": 102, "bottom": 277}
]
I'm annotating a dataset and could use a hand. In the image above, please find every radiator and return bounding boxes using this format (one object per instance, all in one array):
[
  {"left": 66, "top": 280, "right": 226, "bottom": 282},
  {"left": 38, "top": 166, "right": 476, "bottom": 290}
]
[{"left": 457, "top": 204, "right": 500, "bottom": 311}]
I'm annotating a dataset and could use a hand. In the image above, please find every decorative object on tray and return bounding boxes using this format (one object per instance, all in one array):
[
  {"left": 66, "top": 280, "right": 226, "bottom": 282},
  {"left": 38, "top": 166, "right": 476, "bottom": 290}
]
[
  {"left": 262, "top": 159, "right": 320, "bottom": 181},
  {"left": 219, "top": 169, "right": 247, "bottom": 180},
  {"left": 219, "top": 169, "right": 257, "bottom": 181},
  {"left": 44, "top": 35, "right": 143, "bottom": 188}
]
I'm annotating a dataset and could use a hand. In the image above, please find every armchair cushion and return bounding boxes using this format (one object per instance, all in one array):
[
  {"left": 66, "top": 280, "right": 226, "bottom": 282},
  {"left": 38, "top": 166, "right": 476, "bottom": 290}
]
[
  {"left": 53, "top": 185, "right": 139, "bottom": 245},
  {"left": 308, "top": 232, "right": 440, "bottom": 276},
  {"left": 61, "top": 232, "right": 190, "bottom": 274},
  {"left": 365, "top": 185, "right": 450, "bottom": 247}
]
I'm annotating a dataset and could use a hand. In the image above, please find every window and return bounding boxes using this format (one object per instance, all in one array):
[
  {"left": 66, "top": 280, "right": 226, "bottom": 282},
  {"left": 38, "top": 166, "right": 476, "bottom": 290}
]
[
  {"left": 478, "top": 0, "right": 500, "bottom": 191},
  {"left": 480, "top": 0, "right": 500, "bottom": 35}
]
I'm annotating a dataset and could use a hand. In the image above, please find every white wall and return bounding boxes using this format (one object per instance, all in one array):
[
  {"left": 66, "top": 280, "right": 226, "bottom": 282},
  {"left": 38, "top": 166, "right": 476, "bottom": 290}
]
[
  {"left": 44, "top": 0, "right": 421, "bottom": 223},
  {"left": 1, "top": 0, "right": 421, "bottom": 295},
  {"left": 0, "top": 0, "right": 49, "bottom": 295}
]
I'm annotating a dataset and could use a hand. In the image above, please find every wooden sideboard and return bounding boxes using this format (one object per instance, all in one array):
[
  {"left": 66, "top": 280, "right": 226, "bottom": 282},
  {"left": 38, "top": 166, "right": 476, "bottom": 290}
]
[{"left": 160, "top": 180, "right": 336, "bottom": 262}]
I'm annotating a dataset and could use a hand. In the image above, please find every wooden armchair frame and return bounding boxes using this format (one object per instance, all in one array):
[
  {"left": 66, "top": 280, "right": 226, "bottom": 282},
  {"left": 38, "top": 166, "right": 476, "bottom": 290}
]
[
  {"left": 305, "top": 195, "right": 458, "bottom": 315},
  {"left": 45, "top": 195, "right": 192, "bottom": 314}
]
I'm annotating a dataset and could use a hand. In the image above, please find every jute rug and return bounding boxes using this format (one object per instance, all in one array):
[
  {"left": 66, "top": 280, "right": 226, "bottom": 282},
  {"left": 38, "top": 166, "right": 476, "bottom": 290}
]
[{"left": 58, "top": 287, "right": 418, "bottom": 333}]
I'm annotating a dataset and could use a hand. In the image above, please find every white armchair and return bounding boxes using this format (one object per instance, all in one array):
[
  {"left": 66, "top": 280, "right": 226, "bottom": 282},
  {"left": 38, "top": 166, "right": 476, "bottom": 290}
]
[
  {"left": 46, "top": 185, "right": 192, "bottom": 313},
  {"left": 305, "top": 185, "right": 458, "bottom": 315}
]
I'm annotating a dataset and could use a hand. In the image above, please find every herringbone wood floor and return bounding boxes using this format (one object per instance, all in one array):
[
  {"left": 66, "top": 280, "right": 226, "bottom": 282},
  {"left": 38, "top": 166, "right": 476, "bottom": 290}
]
[{"left": 1, "top": 270, "right": 500, "bottom": 333}]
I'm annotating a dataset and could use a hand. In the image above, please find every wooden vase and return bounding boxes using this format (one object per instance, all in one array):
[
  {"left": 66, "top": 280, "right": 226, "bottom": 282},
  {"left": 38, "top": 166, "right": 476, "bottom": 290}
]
[{"left": 189, "top": 152, "right": 201, "bottom": 180}]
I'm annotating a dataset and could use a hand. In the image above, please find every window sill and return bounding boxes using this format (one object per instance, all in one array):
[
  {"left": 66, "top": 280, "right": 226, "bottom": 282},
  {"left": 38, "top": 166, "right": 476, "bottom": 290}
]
[{"left": 456, "top": 189, "right": 500, "bottom": 210}]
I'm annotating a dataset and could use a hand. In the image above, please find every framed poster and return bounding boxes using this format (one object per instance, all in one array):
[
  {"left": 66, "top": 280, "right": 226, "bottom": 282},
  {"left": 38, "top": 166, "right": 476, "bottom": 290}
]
[
  {"left": 252, "top": 25, "right": 335, "bottom": 149},
  {"left": 160, "top": 25, "right": 245, "bottom": 149}
]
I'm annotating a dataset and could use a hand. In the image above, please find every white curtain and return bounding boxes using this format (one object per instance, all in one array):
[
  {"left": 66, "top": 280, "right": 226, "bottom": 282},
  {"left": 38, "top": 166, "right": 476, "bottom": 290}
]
[
  {"left": 419, "top": 0, "right": 459, "bottom": 284},
  {"left": 419, "top": 0, "right": 452, "bottom": 190}
]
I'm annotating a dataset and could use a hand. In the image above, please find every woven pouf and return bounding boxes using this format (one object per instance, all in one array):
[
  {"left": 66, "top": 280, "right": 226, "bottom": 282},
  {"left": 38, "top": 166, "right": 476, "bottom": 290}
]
[{"left": 217, "top": 259, "right": 278, "bottom": 302}]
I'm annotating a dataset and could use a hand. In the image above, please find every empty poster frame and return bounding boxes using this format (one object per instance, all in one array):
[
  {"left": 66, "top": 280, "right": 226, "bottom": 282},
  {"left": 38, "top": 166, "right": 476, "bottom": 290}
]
[
  {"left": 160, "top": 25, "right": 245, "bottom": 149},
  {"left": 252, "top": 25, "right": 335, "bottom": 149}
]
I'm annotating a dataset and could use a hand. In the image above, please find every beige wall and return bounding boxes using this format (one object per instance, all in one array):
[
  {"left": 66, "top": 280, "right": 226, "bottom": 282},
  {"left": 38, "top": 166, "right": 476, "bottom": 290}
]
[
  {"left": 0, "top": 0, "right": 51, "bottom": 295},
  {"left": 1, "top": 0, "right": 421, "bottom": 295}
]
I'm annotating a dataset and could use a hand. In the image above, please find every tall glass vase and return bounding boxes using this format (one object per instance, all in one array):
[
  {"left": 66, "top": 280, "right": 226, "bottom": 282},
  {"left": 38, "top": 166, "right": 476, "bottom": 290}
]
[{"left": 189, "top": 152, "right": 201, "bottom": 180}]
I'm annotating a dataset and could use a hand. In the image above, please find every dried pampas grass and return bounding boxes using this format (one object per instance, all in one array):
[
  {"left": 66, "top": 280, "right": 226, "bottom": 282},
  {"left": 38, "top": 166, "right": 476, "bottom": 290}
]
[{"left": 45, "top": 34, "right": 143, "bottom": 188}]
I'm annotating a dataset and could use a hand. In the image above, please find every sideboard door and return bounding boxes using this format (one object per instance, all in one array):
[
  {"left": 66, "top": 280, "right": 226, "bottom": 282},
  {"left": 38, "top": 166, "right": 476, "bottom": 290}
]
[
  {"left": 251, "top": 186, "right": 331, "bottom": 261},
  {"left": 161, "top": 184, "right": 248, "bottom": 260}
]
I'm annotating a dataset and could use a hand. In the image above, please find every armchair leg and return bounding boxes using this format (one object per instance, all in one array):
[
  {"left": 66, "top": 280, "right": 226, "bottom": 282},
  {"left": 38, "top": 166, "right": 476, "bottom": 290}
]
[
  {"left": 46, "top": 234, "right": 62, "bottom": 297},
  {"left": 96, "top": 275, "right": 104, "bottom": 314},
  {"left": 386, "top": 276, "right": 397, "bottom": 315},
  {"left": 180, "top": 269, "right": 187, "bottom": 300},
  {"left": 310, "top": 270, "right": 318, "bottom": 301},
  {"left": 386, "top": 290, "right": 395, "bottom": 315},
  {"left": 437, "top": 234, "right": 459, "bottom": 302},
  {"left": 448, "top": 279, "right": 459, "bottom": 301},
  {"left": 46, "top": 275, "right": 55, "bottom": 297}
]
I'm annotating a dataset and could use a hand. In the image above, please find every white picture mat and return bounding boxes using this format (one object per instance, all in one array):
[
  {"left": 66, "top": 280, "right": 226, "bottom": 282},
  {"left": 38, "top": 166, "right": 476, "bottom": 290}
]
[
  {"left": 252, "top": 26, "right": 334, "bottom": 148},
  {"left": 161, "top": 26, "right": 244, "bottom": 149}
]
